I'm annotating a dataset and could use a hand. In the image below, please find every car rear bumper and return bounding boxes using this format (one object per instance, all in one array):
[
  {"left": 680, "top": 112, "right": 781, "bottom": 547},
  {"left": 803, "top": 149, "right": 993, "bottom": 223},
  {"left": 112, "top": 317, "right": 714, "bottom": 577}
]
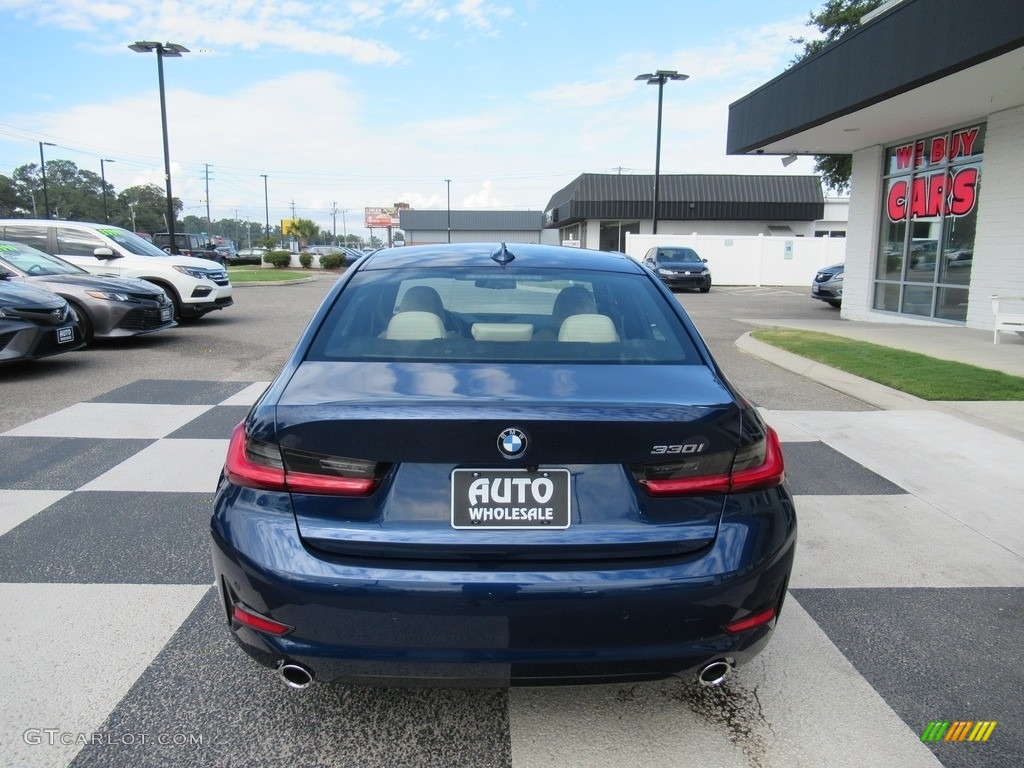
[{"left": 210, "top": 483, "right": 796, "bottom": 687}]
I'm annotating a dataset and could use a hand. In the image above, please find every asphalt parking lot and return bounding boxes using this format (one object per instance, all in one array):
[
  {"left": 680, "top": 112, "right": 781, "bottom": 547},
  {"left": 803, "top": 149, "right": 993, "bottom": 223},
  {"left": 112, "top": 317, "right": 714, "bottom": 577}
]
[{"left": 1, "top": 277, "right": 1020, "bottom": 768}]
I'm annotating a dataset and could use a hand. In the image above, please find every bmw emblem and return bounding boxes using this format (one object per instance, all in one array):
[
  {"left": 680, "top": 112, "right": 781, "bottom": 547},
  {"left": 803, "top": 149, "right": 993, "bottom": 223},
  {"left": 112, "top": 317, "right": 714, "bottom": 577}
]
[{"left": 497, "top": 428, "right": 527, "bottom": 458}]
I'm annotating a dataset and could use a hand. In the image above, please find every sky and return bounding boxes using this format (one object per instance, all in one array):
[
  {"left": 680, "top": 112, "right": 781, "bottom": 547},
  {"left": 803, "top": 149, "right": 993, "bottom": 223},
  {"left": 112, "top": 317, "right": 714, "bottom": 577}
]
[{"left": 0, "top": 0, "right": 826, "bottom": 239}]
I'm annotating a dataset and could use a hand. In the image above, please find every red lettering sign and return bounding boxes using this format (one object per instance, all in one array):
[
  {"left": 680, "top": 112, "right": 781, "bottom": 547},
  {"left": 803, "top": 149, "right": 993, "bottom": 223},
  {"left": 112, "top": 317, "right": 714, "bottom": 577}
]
[
  {"left": 885, "top": 167, "right": 978, "bottom": 222},
  {"left": 891, "top": 125, "right": 981, "bottom": 172}
]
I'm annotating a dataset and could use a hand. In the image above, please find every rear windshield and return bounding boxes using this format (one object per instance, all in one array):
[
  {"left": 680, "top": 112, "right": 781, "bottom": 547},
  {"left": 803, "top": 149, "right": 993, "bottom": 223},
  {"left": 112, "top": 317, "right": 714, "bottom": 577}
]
[{"left": 306, "top": 268, "right": 701, "bottom": 364}]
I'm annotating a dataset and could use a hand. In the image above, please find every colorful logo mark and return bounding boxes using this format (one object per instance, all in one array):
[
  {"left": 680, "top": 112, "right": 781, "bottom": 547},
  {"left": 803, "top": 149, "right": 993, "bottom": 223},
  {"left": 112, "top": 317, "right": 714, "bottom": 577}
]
[{"left": 921, "top": 721, "right": 997, "bottom": 742}]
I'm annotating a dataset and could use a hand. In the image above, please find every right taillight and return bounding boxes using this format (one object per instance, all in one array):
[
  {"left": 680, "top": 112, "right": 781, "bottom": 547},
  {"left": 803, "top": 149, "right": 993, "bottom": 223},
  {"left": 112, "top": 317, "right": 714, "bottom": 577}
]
[
  {"left": 224, "top": 422, "right": 383, "bottom": 496},
  {"left": 635, "top": 426, "right": 785, "bottom": 496}
]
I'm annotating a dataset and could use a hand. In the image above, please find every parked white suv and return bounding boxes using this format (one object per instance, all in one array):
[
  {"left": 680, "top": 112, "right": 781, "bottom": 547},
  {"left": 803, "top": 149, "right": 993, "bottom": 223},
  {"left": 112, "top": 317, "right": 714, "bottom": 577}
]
[{"left": 0, "top": 220, "right": 233, "bottom": 320}]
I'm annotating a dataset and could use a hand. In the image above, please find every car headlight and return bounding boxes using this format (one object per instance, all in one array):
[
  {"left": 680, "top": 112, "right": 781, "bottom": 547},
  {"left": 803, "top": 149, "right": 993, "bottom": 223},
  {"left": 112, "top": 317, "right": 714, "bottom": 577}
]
[
  {"left": 657, "top": 268, "right": 672, "bottom": 275},
  {"left": 173, "top": 265, "right": 211, "bottom": 280},
  {"left": 85, "top": 290, "right": 131, "bottom": 302},
  {"left": 834, "top": 274, "right": 843, "bottom": 281}
]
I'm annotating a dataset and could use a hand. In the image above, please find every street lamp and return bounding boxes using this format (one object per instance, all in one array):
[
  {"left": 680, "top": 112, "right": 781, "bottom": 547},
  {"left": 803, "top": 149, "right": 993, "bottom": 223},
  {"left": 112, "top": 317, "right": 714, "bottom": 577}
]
[
  {"left": 445, "top": 179, "right": 452, "bottom": 243},
  {"left": 100, "top": 158, "right": 115, "bottom": 223},
  {"left": 129, "top": 41, "right": 188, "bottom": 252},
  {"left": 261, "top": 174, "right": 269, "bottom": 245},
  {"left": 635, "top": 70, "right": 688, "bottom": 235},
  {"left": 39, "top": 142, "right": 56, "bottom": 219}
]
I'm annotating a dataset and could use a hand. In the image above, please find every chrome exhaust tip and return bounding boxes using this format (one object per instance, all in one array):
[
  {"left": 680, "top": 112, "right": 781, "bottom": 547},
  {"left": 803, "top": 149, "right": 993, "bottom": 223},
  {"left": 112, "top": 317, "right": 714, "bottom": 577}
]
[
  {"left": 277, "top": 662, "right": 314, "bottom": 690},
  {"left": 697, "top": 659, "right": 734, "bottom": 688}
]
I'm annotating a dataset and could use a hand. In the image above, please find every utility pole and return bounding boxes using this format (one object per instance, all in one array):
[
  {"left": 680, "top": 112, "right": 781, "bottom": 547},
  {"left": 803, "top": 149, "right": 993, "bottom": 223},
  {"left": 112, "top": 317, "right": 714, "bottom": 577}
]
[
  {"left": 332, "top": 201, "right": 338, "bottom": 245},
  {"left": 204, "top": 164, "right": 212, "bottom": 240}
]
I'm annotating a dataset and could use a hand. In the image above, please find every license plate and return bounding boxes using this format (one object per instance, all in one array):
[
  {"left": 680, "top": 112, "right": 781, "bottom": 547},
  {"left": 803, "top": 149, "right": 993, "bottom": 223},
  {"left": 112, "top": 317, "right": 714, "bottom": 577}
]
[
  {"left": 451, "top": 468, "right": 571, "bottom": 529},
  {"left": 812, "top": 285, "right": 820, "bottom": 294},
  {"left": 57, "top": 326, "right": 75, "bottom": 344},
  {"left": 160, "top": 306, "right": 173, "bottom": 321}
]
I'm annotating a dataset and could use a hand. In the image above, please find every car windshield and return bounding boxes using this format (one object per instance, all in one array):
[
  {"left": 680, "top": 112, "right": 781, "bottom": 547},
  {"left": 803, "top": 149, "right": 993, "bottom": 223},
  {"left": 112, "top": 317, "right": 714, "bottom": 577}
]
[
  {"left": 657, "top": 248, "right": 702, "bottom": 265},
  {"left": 307, "top": 267, "right": 700, "bottom": 364},
  {"left": 97, "top": 226, "right": 174, "bottom": 257},
  {"left": 0, "top": 241, "right": 83, "bottom": 275}
]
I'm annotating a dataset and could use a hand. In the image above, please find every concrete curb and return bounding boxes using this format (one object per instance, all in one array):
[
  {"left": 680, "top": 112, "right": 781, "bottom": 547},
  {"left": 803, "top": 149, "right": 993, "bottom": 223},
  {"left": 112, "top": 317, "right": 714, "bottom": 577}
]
[
  {"left": 231, "top": 276, "right": 318, "bottom": 287},
  {"left": 736, "top": 331, "right": 1024, "bottom": 441},
  {"left": 735, "top": 332, "right": 929, "bottom": 410}
]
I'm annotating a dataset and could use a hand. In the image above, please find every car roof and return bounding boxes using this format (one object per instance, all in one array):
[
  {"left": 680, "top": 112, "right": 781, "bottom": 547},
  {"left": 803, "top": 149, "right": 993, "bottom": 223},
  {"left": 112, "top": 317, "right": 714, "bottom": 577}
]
[{"left": 360, "top": 243, "right": 644, "bottom": 273}]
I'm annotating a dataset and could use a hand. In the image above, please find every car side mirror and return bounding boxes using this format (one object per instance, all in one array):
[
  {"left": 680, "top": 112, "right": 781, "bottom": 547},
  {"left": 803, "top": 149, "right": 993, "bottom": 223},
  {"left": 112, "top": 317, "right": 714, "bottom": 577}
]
[
  {"left": 702, "top": 258, "right": 708, "bottom": 263},
  {"left": 0, "top": 267, "right": 13, "bottom": 280},
  {"left": 93, "top": 247, "right": 118, "bottom": 260}
]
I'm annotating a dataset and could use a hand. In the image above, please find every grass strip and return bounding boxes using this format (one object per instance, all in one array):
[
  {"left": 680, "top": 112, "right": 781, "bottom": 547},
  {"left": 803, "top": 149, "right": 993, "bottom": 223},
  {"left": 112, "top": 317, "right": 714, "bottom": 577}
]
[
  {"left": 226, "top": 268, "right": 311, "bottom": 283},
  {"left": 751, "top": 328, "right": 1024, "bottom": 401}
]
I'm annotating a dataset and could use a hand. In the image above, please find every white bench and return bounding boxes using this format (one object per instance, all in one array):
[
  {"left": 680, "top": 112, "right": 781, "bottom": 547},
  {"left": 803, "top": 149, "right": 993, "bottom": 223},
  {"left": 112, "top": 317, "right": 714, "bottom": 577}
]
[{"left": 991, "top": 295, "right": 1024, "bottom": 344}]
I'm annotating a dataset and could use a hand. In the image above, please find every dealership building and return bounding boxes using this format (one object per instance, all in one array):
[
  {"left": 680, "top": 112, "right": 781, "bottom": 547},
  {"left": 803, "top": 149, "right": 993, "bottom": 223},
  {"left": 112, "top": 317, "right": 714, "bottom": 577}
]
[{"left": 727, "top": 0, "right": 1024, "bottom": 329}]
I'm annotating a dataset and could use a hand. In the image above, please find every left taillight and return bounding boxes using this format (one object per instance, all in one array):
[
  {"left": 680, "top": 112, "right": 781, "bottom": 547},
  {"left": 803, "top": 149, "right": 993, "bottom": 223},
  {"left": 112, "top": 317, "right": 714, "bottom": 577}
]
[
  {"left": 224, "top": 422, "right": 383, "bottom": 496},
  {"left": 634, "top": 425, "right": 785, "bottom": 496}
]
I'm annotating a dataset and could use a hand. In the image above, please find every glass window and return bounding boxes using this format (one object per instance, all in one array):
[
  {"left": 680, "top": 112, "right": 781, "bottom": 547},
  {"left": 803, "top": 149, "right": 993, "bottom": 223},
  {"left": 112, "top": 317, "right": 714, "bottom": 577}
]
[
  {"left": 0, "top": 224, "right": 49, "bottom": 252},
  {"left": 56, "top": 227, "right": 107, "bottom": 257},
  {"left": 873, "top": 283, "right": 900, "bottom": 313},
  {"left": 935, "top": 287, "right": 969, "bottom": 322},
  {"left": 902, "top": 285, "right": 934, "bottom": 317},
  {"left": 874, "top": 123, "right": 983, "bottom": 322},
  {"left": 0, "top": 243, "right": 80, "bottom": 275},
  {"left": 307, "top": 268, "right": 700, "bottom": 364},
  {"left": 96, "top": 226, "right": 172, "bottom": 257}
]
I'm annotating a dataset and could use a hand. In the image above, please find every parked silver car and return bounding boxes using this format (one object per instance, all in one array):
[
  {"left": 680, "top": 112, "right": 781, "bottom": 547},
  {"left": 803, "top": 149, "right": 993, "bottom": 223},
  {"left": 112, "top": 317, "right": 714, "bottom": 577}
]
[
  {"left": 0, "top": 240, "right": 176, "bottom": 344},
  {"left": 811, "top": 263, "right": 844, "bottom": 308}
]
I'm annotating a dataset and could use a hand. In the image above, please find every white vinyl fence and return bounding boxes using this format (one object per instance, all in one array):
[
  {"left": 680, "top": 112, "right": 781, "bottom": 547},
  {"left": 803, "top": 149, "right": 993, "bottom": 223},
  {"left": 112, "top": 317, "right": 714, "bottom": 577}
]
[{"left": 625, "top": 233, "right": 847, "bottom": 287}]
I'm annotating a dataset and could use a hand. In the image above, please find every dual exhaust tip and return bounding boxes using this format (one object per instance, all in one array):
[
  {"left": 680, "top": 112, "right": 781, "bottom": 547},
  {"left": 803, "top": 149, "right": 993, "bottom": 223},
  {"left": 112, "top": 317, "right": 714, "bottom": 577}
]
[{"left": 277, "top": 658, "right": 733, "bottom": 691}]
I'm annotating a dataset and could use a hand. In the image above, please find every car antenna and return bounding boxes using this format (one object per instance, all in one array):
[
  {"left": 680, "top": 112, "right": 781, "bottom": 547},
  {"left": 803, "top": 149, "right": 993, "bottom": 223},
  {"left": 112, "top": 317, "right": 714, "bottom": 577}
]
[{"left": 491, "top": 243, "right": 515, "bottom": 265}]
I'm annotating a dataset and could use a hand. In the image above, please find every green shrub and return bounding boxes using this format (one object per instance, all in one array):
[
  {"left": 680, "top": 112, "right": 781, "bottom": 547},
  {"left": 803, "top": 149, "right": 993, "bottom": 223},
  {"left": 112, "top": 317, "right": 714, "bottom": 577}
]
[
  {"left": 299, "top": 253, "right": 313, "bottom": 269},
  {"left": 319, "top": 253, "right": 344, "bottom": 269},
  {"left": 263, "top": 250, "right": 293, "bottom": 268}
]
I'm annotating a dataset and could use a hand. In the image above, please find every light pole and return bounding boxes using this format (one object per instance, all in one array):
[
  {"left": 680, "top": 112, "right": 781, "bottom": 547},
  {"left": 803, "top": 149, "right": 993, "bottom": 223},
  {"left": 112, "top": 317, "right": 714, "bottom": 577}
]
[
  {"left": 261, "top": 174, "right": 270, "bottom": 245},
  {"left": 100, "top": 158, "right": 115, "bottom": 223},
  {"left": 445, "top": 179, "right": 452, "bottom": 243},
  {"left": 130, "top": 41, "right": 188, "bottom": 252},
  {"left": 635, "top": 70, "right": 688, "bottom": 235},
  {"left": 38, "top": 142, "right": 56, "bottom": 219}
]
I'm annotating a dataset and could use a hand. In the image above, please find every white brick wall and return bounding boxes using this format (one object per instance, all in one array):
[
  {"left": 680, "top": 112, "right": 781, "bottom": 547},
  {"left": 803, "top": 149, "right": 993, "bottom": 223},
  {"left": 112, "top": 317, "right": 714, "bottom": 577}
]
[
  {"left": 842, "top": 146, "right": 885, "bottom": 321},
  {"left": 968, "top": 105, "right": 1024, "bottom": 329}
]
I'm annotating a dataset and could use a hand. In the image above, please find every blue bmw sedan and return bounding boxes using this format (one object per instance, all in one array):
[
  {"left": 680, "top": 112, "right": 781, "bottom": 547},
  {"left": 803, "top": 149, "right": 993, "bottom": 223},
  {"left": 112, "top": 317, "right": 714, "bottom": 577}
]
[{"left": 211, "top": 243, "right": 796, "bottom": 689}]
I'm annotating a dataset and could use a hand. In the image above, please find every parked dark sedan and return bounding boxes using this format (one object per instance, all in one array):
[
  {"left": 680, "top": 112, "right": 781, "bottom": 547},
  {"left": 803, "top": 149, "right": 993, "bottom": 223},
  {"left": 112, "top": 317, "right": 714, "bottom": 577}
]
[
  {"left": 211, "top": 243, "right": 796, "bottom": 689},
  {"left": 0, "top": 241, "right": 176, "bottom": 344},
  {"left": 642, "top": 246, "right": 712, "bottom": 292},
  {"left": 811, "top": 263, "right": 844, "bottom": 307},
  {"left": 0, "top": 279, "right": 84, "bottom": 364}
]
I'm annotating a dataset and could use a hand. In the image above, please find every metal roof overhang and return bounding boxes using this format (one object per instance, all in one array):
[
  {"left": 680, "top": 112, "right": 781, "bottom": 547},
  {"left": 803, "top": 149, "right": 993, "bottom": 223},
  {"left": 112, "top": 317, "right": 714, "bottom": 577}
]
[{"left": 727, "top": 0, "right": 1024, "bottom": 158}]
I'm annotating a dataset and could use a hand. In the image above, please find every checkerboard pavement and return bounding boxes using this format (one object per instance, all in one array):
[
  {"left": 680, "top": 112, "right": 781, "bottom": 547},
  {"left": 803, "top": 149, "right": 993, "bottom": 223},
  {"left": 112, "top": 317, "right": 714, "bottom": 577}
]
[{"left": 1, "top": 379, "right": 1021, "bottom": 768}]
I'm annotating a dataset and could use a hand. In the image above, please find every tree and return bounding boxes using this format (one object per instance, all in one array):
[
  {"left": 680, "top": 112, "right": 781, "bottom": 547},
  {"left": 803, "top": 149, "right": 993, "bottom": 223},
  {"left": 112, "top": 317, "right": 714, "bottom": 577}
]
[
  {"left": 0, "top": 173, "right": 23, "bottom": 217},
  {"left": 791, "top": 0, "right": 884, "bottom": 193},
  {"left": 289, "top": 218, "right": 320, "bottom": 248},
  {"left": 116, "top": 184, "right": 183, "bottom": 234}
]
